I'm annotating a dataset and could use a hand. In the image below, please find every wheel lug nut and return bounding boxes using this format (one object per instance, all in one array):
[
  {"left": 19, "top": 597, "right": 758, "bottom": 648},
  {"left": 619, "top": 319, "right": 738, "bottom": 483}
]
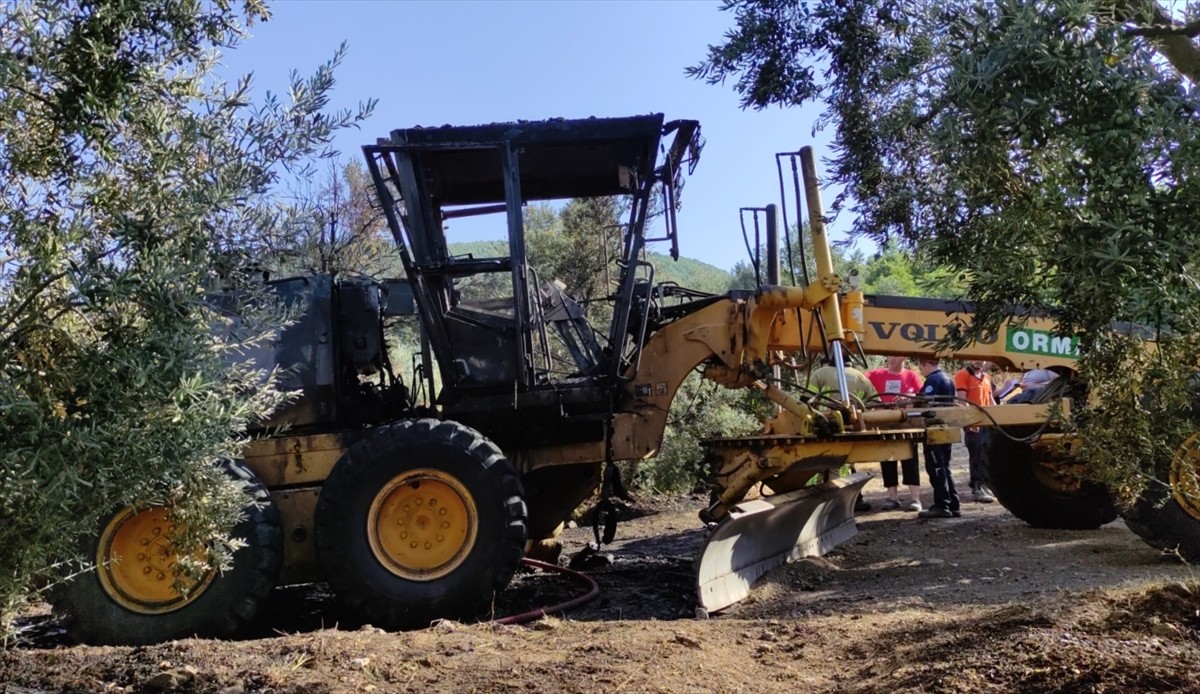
[
  {"left": 441, "top": 521, "right": 450, "bottom": 529},
  {"left": 416, "top": 498, "right": 423, "bottom": 505},
  {"left": 400, "top": 532, "right": 407, "bottom": 539},
  {"left": 436, "top": 535, "right": 444, "bottom": 542},
  {"left": 157, "top": 572, "right": 165, "bottom": 580},
  {"left": 143, "top": 567, "right": 152, "bottom": 574},
  {"left": 141, "top": 539, "right": 150, "bottom": 546},
  {"left": 137, "top": 554, "right": 145, "bottom": 561},
  {"left": 152, "top": 528, "right": 161, "bottom": 535},
  {"left": 429, "top": 498, "right": 437, "bottom": 506},
  {"left": 404, "top": 505, "right": 411, "bottom": 513},
  {"left": 425, "top": 542, "right": 432, "bottom": 549},
  {"left": 410, "top": 541, "right": 418, "bottom": 549},
  {"left": 439, "top": 508, "right": 447, "bottom": 516}
]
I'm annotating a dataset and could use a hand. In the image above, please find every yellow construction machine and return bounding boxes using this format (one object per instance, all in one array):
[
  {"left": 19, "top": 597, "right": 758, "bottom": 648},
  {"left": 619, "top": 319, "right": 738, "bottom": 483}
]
[{"left": 51, "top": 114, "right": 1167, "bottom": 645}]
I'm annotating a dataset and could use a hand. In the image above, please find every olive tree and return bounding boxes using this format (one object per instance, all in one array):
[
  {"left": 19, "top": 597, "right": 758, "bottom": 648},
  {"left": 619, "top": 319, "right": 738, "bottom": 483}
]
[
  {"left": 0, "top": 0, "right": 371, "bottom": 639},
  {"left": 692, "top": 0, "right": 1200, "bottom": 502}
]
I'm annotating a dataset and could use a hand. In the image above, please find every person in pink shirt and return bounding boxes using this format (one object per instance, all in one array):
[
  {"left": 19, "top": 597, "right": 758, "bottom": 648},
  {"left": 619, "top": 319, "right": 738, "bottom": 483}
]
[{"left": 867, "top": 356, "right": 924, "bottom": 511}]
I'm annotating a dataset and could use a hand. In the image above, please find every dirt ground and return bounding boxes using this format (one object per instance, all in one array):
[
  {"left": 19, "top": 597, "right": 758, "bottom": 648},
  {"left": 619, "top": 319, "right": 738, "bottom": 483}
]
[{"left": 4, "top": 450, "right": 1200, "bottom": 693}]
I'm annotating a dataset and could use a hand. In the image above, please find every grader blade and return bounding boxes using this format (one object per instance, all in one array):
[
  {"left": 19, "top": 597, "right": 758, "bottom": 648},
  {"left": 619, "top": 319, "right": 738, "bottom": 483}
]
[{"left": 695, "top": 472, "right": 869, "bottom": 612}]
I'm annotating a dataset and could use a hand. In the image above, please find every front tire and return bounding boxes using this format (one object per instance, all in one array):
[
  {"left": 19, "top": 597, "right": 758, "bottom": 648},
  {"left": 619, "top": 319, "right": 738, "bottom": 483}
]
[
  {"left": 987, "top": 426, "right": 1118, "bottom": 529},
  {"left": 314, "top": 418, "right": 527, "bottom": 629},
  {"left": 51, "top": 459, "right": 283, "bottom": 645},
  {"left": 1120, "top": 433, "right": 1200, "bottom": 560}
]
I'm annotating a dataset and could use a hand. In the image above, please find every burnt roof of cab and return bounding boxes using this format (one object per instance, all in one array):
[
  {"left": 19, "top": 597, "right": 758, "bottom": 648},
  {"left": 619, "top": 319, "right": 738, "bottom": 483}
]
[{"left": 381, "top": 114, "right": 666, "bottom": 205}]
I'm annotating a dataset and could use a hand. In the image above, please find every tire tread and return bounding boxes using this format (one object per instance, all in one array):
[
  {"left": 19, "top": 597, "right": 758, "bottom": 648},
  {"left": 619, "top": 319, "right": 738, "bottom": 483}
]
[
  {"left": 315, "top": 418, "right": 527, "bottom": 629},
  {"left": 49, "top": 459, "right": 283, "bottom": 645},
  {"left": 987, "top": 426, "right": 1118, "bottom": 530}
]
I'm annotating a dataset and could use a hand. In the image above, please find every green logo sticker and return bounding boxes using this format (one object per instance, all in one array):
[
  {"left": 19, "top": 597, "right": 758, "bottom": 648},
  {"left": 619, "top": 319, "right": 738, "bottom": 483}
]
[{"left": 1005, "top": 327, "right": 1079, "bottom": 359}]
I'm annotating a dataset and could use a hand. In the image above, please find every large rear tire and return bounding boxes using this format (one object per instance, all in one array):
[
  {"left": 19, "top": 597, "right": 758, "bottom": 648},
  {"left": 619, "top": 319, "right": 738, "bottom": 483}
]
[
  {"left": 51, "top": 459, "right": 283, "bottom": 645},
  {"left": 1120, "top": 433, "right": 1200, "bottom": 561},
  {"left": 314, "top": 418, "right": 527, "bottom": 630},
  {"left": 987, "top": 425, "right": 1118, "bottom": 529}
]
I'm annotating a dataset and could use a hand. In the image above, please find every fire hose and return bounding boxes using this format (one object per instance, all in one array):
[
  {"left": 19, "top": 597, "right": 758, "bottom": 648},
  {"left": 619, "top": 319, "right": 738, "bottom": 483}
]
[{"left": 491, "top": 558, "right": 600, "bottom": 626}]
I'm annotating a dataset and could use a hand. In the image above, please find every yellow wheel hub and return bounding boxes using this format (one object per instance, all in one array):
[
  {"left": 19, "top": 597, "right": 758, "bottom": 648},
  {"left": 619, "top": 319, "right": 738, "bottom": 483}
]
[
  {"left": 1029, "top": 441, "right": 1085, "bottom": 494},
  {"left": 96, "top": 506, "right": 214, "bottom": 614},
  {"left": 368, "top": 468, "right": 477, "bottom": 580},
  {"left": 1171, "top": 434, "right": 1200, "bottom": 521}
]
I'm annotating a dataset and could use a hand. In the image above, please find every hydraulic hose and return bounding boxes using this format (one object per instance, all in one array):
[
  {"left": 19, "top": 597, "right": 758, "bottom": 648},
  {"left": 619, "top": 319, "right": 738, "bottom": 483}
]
[{"left": 491, "top": 558, "right": 600, "bottom": 626}]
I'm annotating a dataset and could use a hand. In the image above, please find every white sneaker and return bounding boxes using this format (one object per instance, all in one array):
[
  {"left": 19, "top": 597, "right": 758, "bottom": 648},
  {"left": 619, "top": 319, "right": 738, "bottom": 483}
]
[
  {"left": 904, "top": 499, "right": 922, "bottom": 512},
  {"left": 974, "top": 485, "right": 996, "bottom": 503}
]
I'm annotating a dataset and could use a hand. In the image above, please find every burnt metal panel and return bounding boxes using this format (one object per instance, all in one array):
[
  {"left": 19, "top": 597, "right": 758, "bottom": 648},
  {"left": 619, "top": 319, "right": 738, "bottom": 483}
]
[
  {"left": 441, "top": 309, "right": 519, "bottom": 386},
  {"left": 270, "top": 276, "right": 336, "bottom": 428},
  {"left": 521, "top": 464, "right": 602, "bottom": 540},
  {"left": 382, "top": 279, "right": 415, "bottom": 316},
  {"left": 271, "top": 486, "right": 322, "bottom": 585},
  {"left": 386, "top": 114, "right": 665, "bottom": 204},
  {"left": 216, "top": 275, "right": 337, "bottom": 430},
  {"left": 241, "top": 432, "right": 346, "bottom": 487},
  {"left": 501, "top": 141, "right": 535, "bottom": 388},
  {"left": 336, "top": 280, "right": 384, "bottom": 375}
]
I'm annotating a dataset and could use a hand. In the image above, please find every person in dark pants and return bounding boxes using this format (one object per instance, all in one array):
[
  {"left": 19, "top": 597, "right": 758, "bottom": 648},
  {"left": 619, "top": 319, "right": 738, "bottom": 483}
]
[
  {"left": 916, "top": 357, "right": 961, "bottom": 519},
  {"left": 956, "top": 361, "right": 997, "bottom": 503}
]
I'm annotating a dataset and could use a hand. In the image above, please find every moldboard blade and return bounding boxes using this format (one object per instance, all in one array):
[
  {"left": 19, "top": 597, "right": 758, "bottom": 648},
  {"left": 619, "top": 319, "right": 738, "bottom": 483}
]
[{"left": 695, "top": 472, "right": 870, "bottom": 612}]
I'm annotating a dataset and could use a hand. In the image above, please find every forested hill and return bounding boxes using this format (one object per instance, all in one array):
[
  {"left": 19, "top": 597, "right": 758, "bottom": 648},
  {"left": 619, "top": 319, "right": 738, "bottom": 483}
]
[{"left": 449, "top": 240, "right": 733, "bottom": 295}]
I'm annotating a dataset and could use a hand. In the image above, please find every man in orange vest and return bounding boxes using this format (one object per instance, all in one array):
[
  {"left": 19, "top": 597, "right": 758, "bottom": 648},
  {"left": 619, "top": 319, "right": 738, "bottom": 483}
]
[{"left": 955, "top": 361, "right": 996, "bottom": 503}]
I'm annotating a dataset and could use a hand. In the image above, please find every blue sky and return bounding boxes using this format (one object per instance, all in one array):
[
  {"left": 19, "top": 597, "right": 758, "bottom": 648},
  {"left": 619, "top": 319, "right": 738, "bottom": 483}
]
[{"left": 221, "top": 0, "right": 851, "bottom": 272}]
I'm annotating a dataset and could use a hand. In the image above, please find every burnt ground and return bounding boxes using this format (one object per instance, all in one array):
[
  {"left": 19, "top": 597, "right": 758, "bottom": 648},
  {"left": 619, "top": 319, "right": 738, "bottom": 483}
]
[{"left": 3, "top": 450, "right": 1200, "bottom": 693}]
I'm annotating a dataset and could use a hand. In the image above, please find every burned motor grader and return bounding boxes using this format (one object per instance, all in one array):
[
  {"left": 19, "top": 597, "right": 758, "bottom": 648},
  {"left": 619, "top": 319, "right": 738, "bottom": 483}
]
[{"left": 53, "top": 114, "right": 1068, "bottom": 644}]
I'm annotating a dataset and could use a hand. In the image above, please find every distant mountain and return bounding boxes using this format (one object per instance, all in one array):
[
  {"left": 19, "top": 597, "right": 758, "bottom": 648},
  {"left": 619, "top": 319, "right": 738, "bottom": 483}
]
[
  {"left": 643, "top": 251, "right": 730, "bottom": 294},
  {"left": 448, "top": 240, "right": 508, "bottom": 259},
  {"left": 447, "top": 241, "right": 732, "bottom": 294}
]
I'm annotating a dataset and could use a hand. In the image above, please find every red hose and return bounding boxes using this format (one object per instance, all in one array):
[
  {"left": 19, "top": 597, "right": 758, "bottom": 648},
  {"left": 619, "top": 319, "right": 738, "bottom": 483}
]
[{"left": 491, "top": 558, "right": 600, "bottom": 625}]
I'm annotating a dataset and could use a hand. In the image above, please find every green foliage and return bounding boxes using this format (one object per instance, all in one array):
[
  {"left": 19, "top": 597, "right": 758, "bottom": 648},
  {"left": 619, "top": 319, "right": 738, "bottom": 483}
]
[
  {"left": 861, "top": 243, "right": 918, "bottom": 296},
  {"left": 526, "top": 199, "right": 624, "bottom": 373},
  {"left": 648, "top": 253, "right": 731, "bottom": 294},
  {"left": 694, "top": 0, "right": 1200, "bottom": 496},
  {"left": 448, "top": 239, "right": 510, "bottom": 259},
  {"left": 0, "top": 0, "right": 370, "bottom": 640},
  {"left": 532, "top": 198, "right": 622, "bottom": 305},
  {"left": 1073, "top": 334, "right": 1200, "bottom": 508}
]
